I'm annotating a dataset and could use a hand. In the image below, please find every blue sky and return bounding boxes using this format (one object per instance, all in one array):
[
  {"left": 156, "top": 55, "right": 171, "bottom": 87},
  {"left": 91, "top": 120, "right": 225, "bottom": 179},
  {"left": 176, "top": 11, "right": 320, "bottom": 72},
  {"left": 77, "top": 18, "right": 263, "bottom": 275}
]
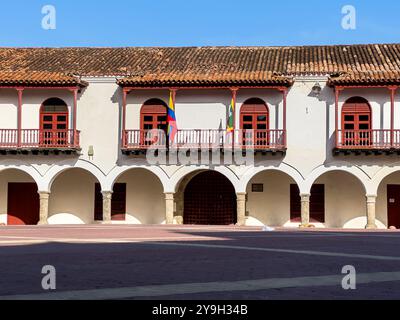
[{"left": 0, "top": 0, "right": 399, "bottom": 47}]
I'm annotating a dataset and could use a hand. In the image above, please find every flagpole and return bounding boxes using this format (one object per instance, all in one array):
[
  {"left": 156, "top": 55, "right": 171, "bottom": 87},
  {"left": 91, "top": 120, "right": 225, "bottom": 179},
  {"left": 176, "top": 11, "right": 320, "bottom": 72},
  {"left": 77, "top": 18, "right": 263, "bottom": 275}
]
[
  {"left": 230, "top": 88, "right": 238, "bottom": 150},
  {"left": 169, "top": 88, "right": 178, "bottom": 148}
]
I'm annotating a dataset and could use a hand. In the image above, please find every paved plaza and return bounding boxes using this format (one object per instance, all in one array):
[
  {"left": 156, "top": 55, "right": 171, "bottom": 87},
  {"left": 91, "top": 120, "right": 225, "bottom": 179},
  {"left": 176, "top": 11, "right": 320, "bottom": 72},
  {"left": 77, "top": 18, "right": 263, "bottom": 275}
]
[{"left": 0, "top": 225, "right": 400, "bottom": 300}]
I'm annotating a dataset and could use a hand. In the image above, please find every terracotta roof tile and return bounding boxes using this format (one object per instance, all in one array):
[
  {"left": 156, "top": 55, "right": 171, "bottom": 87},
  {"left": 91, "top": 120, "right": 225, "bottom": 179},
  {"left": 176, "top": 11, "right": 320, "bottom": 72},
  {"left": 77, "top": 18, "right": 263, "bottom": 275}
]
[
  {"left": 0, "top": 70, "right": 87, "bottom": 87},
  {"left": 0, "top": 44, "right": 399, "bottom": 87}
]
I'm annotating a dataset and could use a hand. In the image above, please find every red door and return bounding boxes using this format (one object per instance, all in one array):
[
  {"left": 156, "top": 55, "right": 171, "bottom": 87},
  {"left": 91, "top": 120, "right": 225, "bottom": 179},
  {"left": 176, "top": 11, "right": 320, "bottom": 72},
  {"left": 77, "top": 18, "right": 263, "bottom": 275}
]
[
  {"left": 184, "top": 171, "right": 237, "bottom": 225},
  {"left": 40, "top": 111, "right": 69, "bottom": 146},
  {"left": 7, "top": 183, "right": 40, "bottom": 225},
  {"left": 140, "top": 101, "right": 167, "bottom": 147},
  {"left": 387, "top": 185, "right": 400, "bottom": 228},
  {"left": 240, "top": 99, "right": 269, "bottom": 148},
  {"left": 342, "top": 97, "right": 371, "bottom": 147}
]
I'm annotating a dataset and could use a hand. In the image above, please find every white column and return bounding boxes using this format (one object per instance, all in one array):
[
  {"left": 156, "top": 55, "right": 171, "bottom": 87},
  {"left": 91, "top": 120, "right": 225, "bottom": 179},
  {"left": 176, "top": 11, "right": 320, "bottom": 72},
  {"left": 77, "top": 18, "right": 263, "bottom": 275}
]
[
  {"left": 165, "top": 193, "right": 175, "bottom": 224},
  {"left": 300, "top": 193, "right": 311, "bottom": 228},
  {"left": 365, "top": 195, "right": 378, "bottom": 229},
  {"left": 236, "top": 192, "right": 247, "bottom": 226},
  {"left": 102, "top": 191, "right": 113, "bottom": 224},
  {"left": 38, "top": 191, "right": 50, "bottom": 225}
]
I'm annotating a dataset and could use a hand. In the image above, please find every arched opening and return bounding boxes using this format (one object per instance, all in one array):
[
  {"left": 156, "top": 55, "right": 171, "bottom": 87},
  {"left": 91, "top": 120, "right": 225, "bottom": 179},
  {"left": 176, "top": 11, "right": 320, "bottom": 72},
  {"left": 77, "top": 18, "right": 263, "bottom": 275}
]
[
  {"left": 376, "top": 171, "right": 400, "bottom": 229},
  {"left": 245, "top": 170, "right": 298, "bottom": 227},
  {"left": 341, "top": 97, "right": 372, "bottom": 147},
  {"left": 141, "top": 99, "right": 168, "bottom": 132},
  {"left": 0, "top": 169, "right": 39, "bottom": 225},
  {"left": 112, "top": 168, "right": 165, "bottom": 224},
  {"left": 40, "top": 98, "right": 69, "bottom": 146},
  {"left": 312, "top": 170, "right": 367, "bottom": 228},
  {"left": 184, "top": 171, "right": 236, "bottom": 225},
  {"left": 240, "top": 98, "right": 269, "bottom": 147},
  {"left": 48, "top": 168, "right": 100, "bottom": 224}
]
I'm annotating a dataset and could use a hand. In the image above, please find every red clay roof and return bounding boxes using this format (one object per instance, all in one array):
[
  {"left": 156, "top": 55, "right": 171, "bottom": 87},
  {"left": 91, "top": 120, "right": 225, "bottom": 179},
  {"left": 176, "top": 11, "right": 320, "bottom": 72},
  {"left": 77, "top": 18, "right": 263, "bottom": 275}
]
[
  {"left": 0, "top": 71, "right": 87, "bottom": 87},
  {"left": 0, "top": 44, "right": 399, "bottom": 87}
]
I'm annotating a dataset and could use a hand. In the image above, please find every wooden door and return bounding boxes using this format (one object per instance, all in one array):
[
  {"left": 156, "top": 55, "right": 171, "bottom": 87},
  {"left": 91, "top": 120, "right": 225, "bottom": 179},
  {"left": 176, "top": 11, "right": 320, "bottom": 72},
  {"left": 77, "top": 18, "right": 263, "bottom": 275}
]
[
  {"left": 184, "top": 171, "right": 237, "bottom": 225},
  {"left": 387, "top": 185, "right": 400, "bottom": 228},
  {"left": 7, "top": 183, "right": 40, "bottom": 225},
  {"left": 40, "top": 112, "right": 69, "bottom": 146},
  {"left": 240, "top": 99, "right": 269, "bottom": 147},
  {"left": 342, "top": 98, "right": 371, "bottom": 147},
  {"left": 140, "top": 102, "right": 167, "bottom": 147}
]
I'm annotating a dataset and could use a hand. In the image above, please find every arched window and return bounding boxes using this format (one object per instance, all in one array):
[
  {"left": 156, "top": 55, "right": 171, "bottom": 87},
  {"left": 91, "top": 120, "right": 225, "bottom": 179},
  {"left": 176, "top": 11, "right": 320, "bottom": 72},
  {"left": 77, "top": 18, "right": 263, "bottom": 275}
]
[
  {"left": 342, "top": 97, "right": 372, "bottom": 146},
  {"left": 140, "top": 99, "right": 168, "bottom": 132},
  {"left": 40, "top": 98, "right": 69, "bottom": 146},
  {"left": 240, "top": 98, "right": 269, "bottom": 147}
]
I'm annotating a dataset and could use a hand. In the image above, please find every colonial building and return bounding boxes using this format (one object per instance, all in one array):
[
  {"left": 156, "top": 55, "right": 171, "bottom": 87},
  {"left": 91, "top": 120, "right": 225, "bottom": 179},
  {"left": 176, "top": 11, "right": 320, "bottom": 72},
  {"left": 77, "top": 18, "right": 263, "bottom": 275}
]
[{"left": 0, "top": 44, "right": 400, "bottom": 229}]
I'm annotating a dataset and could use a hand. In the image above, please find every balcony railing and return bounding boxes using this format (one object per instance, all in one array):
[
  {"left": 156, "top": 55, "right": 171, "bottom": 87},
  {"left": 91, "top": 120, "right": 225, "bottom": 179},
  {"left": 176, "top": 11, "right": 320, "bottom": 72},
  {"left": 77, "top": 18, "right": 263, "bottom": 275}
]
[
  {"left": 122, "top": 129, "right": 286, "bottom": 151},
  {"left": 0, "top": 129, "right": 80, "bottom": 149},
  {"left": 336, "top": 129, "right": 400, "bottom": 149}
]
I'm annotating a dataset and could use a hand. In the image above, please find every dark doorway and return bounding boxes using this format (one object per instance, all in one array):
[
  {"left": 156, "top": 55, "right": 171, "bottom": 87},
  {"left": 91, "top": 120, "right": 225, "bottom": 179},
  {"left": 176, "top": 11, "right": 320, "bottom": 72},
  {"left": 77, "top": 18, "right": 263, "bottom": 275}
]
[
  {"left": 387, "top": 185, "right": 400, "bottom": 228},
  {"left": 290, "top": 184, "right": 325, "bottom": 223},
  {"left": 184, "top": 171, "right": 237, "bottom": 225},
  {"left": 94, "top": 183, "right": 127, "bottom": 221},
  {"left": 7, "top": 183, "right": 40, "bottom": 225}
]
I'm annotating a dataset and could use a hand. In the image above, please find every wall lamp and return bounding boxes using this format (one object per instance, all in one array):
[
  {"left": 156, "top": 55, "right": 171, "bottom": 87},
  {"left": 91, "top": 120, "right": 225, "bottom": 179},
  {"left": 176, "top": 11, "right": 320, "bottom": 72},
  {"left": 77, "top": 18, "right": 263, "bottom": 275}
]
[{"left": 312, "top": 82, "right": 322, "bottom": 96}]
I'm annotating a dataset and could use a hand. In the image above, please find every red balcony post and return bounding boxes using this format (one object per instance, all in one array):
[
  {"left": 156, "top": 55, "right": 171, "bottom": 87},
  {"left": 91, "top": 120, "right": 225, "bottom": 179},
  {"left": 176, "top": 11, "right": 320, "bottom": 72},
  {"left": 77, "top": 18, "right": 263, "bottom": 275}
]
[
  {"left": 16, "top": 88, "right": 24, "bottom": 147},
  {"left": 335, "top": 87, "right": 342, "bottom": 148},
  {"left": 389, "top": 86, "right": 397, "bottom": 148},
  {"left": 282, "top": 88, "right": 288, "bottom": 148},
  {"left": 122, "top": 89, "right": 128, "bottom": 148},
  {"left": 72, "top": 88, "right": 78, "bottom": 147}
]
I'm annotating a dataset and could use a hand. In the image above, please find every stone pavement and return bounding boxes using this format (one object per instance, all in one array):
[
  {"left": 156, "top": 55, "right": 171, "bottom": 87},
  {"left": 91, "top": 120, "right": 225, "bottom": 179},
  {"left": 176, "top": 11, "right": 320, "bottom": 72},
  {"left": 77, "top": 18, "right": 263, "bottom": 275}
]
[{"left": 0, "top": 225, "right": 399, "bottom": 299}]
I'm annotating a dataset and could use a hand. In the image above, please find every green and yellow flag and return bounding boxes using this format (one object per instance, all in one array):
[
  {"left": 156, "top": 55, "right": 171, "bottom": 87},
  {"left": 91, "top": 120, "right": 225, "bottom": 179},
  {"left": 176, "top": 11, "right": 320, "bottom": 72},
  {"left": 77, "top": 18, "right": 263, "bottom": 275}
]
[{"left": 227, "top": 97, "right": 235, "bottom": 133}]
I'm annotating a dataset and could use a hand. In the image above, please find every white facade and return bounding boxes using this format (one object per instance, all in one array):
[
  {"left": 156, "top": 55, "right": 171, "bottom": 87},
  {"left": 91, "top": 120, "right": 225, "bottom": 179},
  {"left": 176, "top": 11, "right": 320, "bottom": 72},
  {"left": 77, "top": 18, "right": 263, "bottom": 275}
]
[{"left": 0, "top": 76, "right": 399, "bottom": 229}]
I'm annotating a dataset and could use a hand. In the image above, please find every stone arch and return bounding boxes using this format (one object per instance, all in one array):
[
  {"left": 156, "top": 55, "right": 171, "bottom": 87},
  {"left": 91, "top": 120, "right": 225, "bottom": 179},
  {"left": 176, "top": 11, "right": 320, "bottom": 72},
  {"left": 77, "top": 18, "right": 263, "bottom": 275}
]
[
  {"left": 0, "top": 166, "right": 43, "bottom": 225},
  {"left": 238, "top": 163, "right": 305, "bottom": 193},
  {"left": 169, "top": 166, "right": 240, "bottom": 193},
  {"left": 370, "top": 164, "right": 400, "bottom": 229},
  {"left": 43, "top": 159, "right": 107, "bottom": 192},
  {"left": 105, "top": 165, "right": 169, "bottom": 192},
  {"left": 0, "top": 163, "right": 44, "bottom": 190},
  {"left": 304, "top": 164, "right": 372, "bottom": 195},
  {"left": 370, "top": 164, "right": 400, "bottom": 195},
  {"left": 105, "top": 165, "right": 169, "bottom": 225},
  {"left": 304, "top": 164, "right": 374, "bottom": 229}
]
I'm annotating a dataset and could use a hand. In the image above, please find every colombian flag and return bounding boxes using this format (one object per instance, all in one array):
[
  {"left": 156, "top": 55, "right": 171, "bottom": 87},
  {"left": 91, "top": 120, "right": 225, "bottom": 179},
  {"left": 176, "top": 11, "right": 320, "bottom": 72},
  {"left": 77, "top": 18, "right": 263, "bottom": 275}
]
[
  {"left": 227, "top": 97, "right": 235, "bottom": 133},
  {"left": 167, "top": 91, "right": 178, "bottom": 144}
]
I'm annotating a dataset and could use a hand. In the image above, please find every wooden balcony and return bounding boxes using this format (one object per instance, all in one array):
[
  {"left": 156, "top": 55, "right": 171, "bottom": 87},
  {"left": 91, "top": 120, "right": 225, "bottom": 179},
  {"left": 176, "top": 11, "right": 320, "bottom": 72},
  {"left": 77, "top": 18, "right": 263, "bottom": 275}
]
[
  {"left": 335, "top": 129, "right": 400, "bottom": 154},
  {"left": 0, "top": 129, "right": 80, "bottom": 154},
  {"left": 122, "top": 129, "right": 286, "bottom": 153}
]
